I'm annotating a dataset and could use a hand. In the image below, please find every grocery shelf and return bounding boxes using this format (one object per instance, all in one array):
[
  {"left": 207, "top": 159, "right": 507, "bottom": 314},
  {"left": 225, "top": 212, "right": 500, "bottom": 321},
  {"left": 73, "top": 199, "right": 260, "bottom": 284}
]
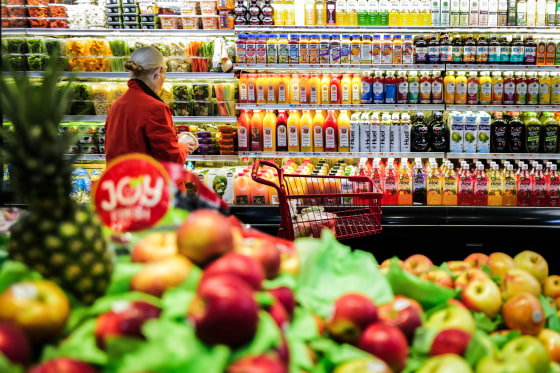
[
  {"left": 446, "top": 104, "right": 560, "bottom": 111},
  {"left": 239, "top": 151, "right": 444, "bottom": 158},
  {"left": 236, "top": 103, "right": 446, "bottom": 110},
  {"left": 187, "top": 155, "right": 240, "bottom": 161},
  {"left": 22, "top": 72, "right": 235, "bottom": 80},
  {"left": 63, "top": 154, "right": 106, "bottom": 161},
  {"left": 59, "top": 115, "right": 236, "bottom": 123},
  {"left": 235, "top": 25, "right": 560, "bottom": 34},
  {"left": 446, "top": 64, "right": 560, "bottom": 71},
  {"left": 446, "top": 152, "right": 560, "bottom": 160},
  {"left": 62, "top": 115, "right": 106, "bottom": 122},
  {"left": 234, "top": 63, "right": 445, "bottom": 71},
  {"left": 1, "top": 28, "right": 236, "bottom": 37}
]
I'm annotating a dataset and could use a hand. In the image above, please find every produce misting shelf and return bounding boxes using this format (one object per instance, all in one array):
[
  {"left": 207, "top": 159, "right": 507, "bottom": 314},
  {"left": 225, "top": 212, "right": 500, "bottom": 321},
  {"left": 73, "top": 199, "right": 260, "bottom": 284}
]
[
  {"left": 1, "top": 28, "right": 236, "bottom": 37},
  {"left": 236, "top": 104, "right": 446, "bottom": 110},
  {"left": 446, "top": 105, "right": 560, "bottom": 111},
  {"left": 234, "top": 26, "right": 560, "bottom": 34},
  {"left": 234, "top": 64, "right": 446, "bottom": 71},
  {"left": 239, "top": 151, "right": 444, "bottom": 158},
  {"left": 22, "top": 72, "right": 236, "bottom": 80},
  {"left": 446, "top": 153, "right": 560, "bottom": 160},
  {"left": 58, "top": 115, "right": 237, "bottom": 123},
  {"left": 446, "top": 64, "right": 560, "bottom": 72}
]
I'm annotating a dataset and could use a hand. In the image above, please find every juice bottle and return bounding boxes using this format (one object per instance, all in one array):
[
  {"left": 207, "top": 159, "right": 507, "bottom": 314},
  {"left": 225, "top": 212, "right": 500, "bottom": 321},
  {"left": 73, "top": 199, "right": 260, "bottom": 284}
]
[
  {"left": 546, "top": 38, "right": 556, "bottom": 65},
  {"left": 287, "top": 110, "right": 300, "bottom": 152},
  {"left": 278, "top": 34, "right": 289, "bottom": 64},
  {"left": 502, "top": 163, "right": 517, "bottom": 205},
  {"left": 256, "top": 73, "right": 267, "bottom": 104},
  {"left": 541, "top": 112, "right": 559, "bottom": 153},
  {"left": 309, "top": 34, "right": 320, "bottom": 64},
  {"left": 388, "top": 0, "right": 399, "bottom": 25},
  {"left": 234, "top": 172, "right": 252, "bottom": 205},
  {"left": 393, "top": 35, "right": 403, "bottom": 64},
  {"left": 514, "top": 71, "right": 527, "bottom": 105},
  {"left": 338, "top": 110, "right": 351, "bottom": 151},
  {"left": 325, "top": 109, "right": 338, "bottom": 151},
  {"left": 256, "top": 35, "right": 268, "bottom": 64},
  {"left": 273, "top": 0, "right": 284, "bottom": 25},
  {"left": 536, "top": 38, "right": 547, "bottom": 65},
  {"left": 502, "top": 71, "right": 515, "bottom": 104},
  {"left": 362, "top": 71, "right": 374, "bottom": 104},
  {"left": 313, "top": 110, "right": 325, "bottom": 151},
  {"left": 444, "top": 71, "right": 456, "bottom": 104},
  {"left": 491, "top": 71, "right": 503, "bottom": 104},
  {"left": 341, "top": 73, "right": 353, "bottom": 104},
  {"left": 384, "top": 71, "right": 397, "bottom": 103},
  {"left": 487, "top": 163, "right": 503, "bottom": 206},
  {"left": 266, "top": 35, "right": 278, "bottom": 65},
  {"left": 426, "top": 160, "right": 442, "bottom": 205},
  {"left": 305, "top": 0, "right": 315, "bottom": 25},
  {"left": 431, "top": 71, "right": 444, "bottom": 104},
  {"left": 316, "top": 0, "right": 327, "bottom": 24},
  {"left": 290, "top": 73, "right": 300, "bottom": 104},
  {"left": 236, "top": 34, "right": 247, "bottom": 64},
  {"left": 546, "top": 163, "right": 560, "bottom": 207},
  {"left": 526, "top": 72, "right": 539, "bottom": 105},
  {"left": 267, "top": 74, "right": 279, "bottom": 104},
  {"left": 440, "top": 34, "right": 452, "bottom": 62},
  {"left": 381, "top": 35, "right": 393, "bottom": 64},
  {"left": 351, "top": 73, "right": 362, "bottom": 104},
  {"left": 246, "top": 35, "right": 257, "bottom": 64},
  {"left": 538, "top": 72, "right": 551, "bottom": 104},
  {"left": 508, "top": 112, "right": 525, "bottom": 153},
  {"left": 252, "top": 171, "right": 269, "bottom": 205},
  {"left": 299, "top": 35, "right": 310, "bottom": 64},
  {"left": 285, "top": 0, "right": 295, "bottom": 25},
  {"left": 473, "top": 163, "right": 489, "bottom": 205},
  {"left": 532, "top": 163, "right": 547, "bottom": 206},
  {"left": 330, "top": 74, "right": 342, "bottom": 104},
  {"left": 262, "top": 110, "right": 277, "bottom": 152},
  {"left": 250, "top": 109, "right": 264, "bottom": 151},
  {"left": 361, "top": 35, "right": 373, "bottom": 64},
  {"left": 457, "top": 163, "right": 473, "bottom": 205},
  {"left": 309, "top": 74, "right": 322, "bottom": 105},
  {"left": 239, "top": 74, "right": 248, "bottom": 103},
  {"left": 300, "top": 110, "right": 313, "bottom": 152},
  {"left": 488, "top": 35, "right": 500, "bottom": 63},
  {"left": 373, "top": 71, "right": 385, "bottom": 104},
  {"left": 442, "top": 161, "right": 458, "bottom": 206},
  {"left": 479, "top": 71, "right": 492, "bottom": 105},
  {"left": 524, "top": 35, "right": 537, "bottom": 65},
  {"left": 408, "top": 71, "right": 419, "bottom": 103},
  {"left": 525, "top": 112, "right": 542, "bottom": 153},
  {"left": 321, "top": 74, "right": 331, "bottom": 104},
  {"left": 476, "top": 35, "right": 489, "bottom": 63},
  {"left": 246, "top": 73, "right": 257, "bottom": 103},
  {"left": 341, "top": 35, "right": 352, "bottom": 64},
  {"left": 351, "top": 35, "right": 362, "bottom": 64},
  {"left": 337, "top": 0, "right": 348, "bottom": 24},
  {"left": 455, "top": 71, "right": 468, "bottom": 104},
  {"left": 419, "top": 71, "right": 432, "bottom": 104},
  {"left": 490, "top": 111, "right": 508, "bottom": 152},
  {"left": 551, "top": 72, "right": 560, "bottom": 104},
  {"left": 517, "top": 163, "right": 532, "bottom": 205},
  {"left": 397, "top": 71, "right": 409, "bottom": 104},
  {"left": 288, "top": 35, "right": 299, "bottom": 64},
  {"left": 299, "top": 73, "right": 310, "bottom": 104},
  {"left": 368, "top": 0, "right": 379, "bottom": 25},
  {"left": 347, "top": 0, "right": 359, "bottom": 25},
  {"left": 427, "top": 34, "right": 440, "bottom": 63},
  {"left": 412, "top": 159, "right": 427, "bottom": 205},
  {"left": 278, "top": 74, "right": 290, "bottom": 104},
  {"left": 383, "top": 161, "right": 398, "bottom": 205},
  {"left": 398, "top": 161, "right": 413, "bottom": 205},
  {"left": 466, "top": 71, "right": 479, "bottom": 105},
  {"left": 330, "top": 35, "right": 342, "bottom": 64},
  {"left": 403, "top": 35, "right": 414, "bottom": 64},
  {"left": 237, "top": 110, "right": 250, "bottom": 152},
  {"left": 276, "top": 110, "right": 288, "bottom": 151},
  {"left": 320, "top": 34, "right": 331, "bottom": 64},
  {"left": 327, "top": 0, "right": 337, "bottom": 24}
]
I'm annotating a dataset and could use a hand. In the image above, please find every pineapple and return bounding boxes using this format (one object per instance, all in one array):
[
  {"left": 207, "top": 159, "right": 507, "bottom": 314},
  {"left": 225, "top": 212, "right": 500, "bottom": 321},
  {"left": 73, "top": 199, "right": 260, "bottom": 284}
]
[{"left": 0, "top": 54, "right": 113, "bottom": 305}]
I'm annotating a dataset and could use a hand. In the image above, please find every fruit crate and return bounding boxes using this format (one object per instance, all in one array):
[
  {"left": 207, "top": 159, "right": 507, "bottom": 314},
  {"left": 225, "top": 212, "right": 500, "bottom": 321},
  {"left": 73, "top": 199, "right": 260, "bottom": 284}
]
[{"left": 251, "top": 160, "right": 382, "bottom": 241}]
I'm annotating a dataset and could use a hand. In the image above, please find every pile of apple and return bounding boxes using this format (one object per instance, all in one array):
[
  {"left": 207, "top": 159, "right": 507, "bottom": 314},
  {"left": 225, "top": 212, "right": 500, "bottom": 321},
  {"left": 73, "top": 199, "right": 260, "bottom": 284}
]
[{"left": 1, "top": 208, "right": 560, "bottom": 373}]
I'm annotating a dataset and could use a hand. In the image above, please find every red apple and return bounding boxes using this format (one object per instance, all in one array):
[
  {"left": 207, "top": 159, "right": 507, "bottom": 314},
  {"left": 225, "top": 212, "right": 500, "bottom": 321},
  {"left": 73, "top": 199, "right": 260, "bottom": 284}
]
[
  {"left": 453, "top": 268, "right": 490, "bottom": 289},
  {"left": 189, "top": 274, "right": 259, "bottom": 347},
  {"left": 0, "top": 321, "right": 31, "bottom": 366},
  {"left": 131, "top": 231, "right": 178, "bottom": 263},
  {"left": 502, "top": 292, "right": 545, "bottom": 336},
  {"left": 514, "top": 250, "right": 549, "bottom": 284},
  {"left": 326, "top": 293, "right": 378, "bottom": 345},
  {"left": 544, "top": 275, "right": 560, "bottom": 299},
  {"left": 28, "top": 358, "right": 98, "bottom": 373},
  {"left": 200, "top": 252, "right": 265, "bottom": 291},
  {"left": 500, "top": 268, "right": 542, "bottom": 301},
  {"left": 94, "top": 300, "right": 161, "bottom": 350},
  {"left": 176, "top": 209, "right": 234, "bottom": 266},
  {"left": 358, "top": 323, "right": 409, "bottom": 373},
  {"left": 227, "top": 354, "right": 287, "bottom": 373},
  {"left": 445, "top": 261, "right": 472, "bottom": 276},
  {"left": 268, "top": 287, "right": 296, "bottom": 319},
  {"left": 235, "top": 237, "right": 281, "bottom": 280},
  {"left": 464, "top": 253, "right": 490, "bottom": 269},
  {"left": 430, "top": 328, "right": 472, "bottom": 357},
  {"left": 538, "top": 328, "right": 560, "bottom": 363},
  {"left": 487, "top": 252, "right": 515, "bottom": 278},
  {"left": 461, "top": 278, "right": 502, "bottom": 318},
  {"left": 130, "top": 255, "right": 194, "bottom": 297},
  {"left": 420, "top": 269, "right": 454, "bottom": 288},
  {"left": 378, "top": 296, "right": 423, "bottom": 343},
  {"left": 402, "top": 254, "right": 433, "bottom": 276},
  {"left": 0, "top": 280, "right": 70, "bottom": 343}
]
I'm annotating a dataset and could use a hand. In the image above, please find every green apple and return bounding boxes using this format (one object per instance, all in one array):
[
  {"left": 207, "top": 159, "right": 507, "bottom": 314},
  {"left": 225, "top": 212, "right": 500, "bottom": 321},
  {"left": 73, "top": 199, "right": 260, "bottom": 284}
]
[
  {"left": 333, "top": 357, "right": 392, "bottom": 373},
  {"left": 502, "top": 335, "right": 550, "bottom": 373},
  {"left": 417, "top": 354, "right": 473, "bottom": 373},
  {"left": 425, "top": 305, "right": 476, "bottom": 335},
  {"left": 550, "top": 362, "right": 560, "bottom": 373},
  {"left": 475, "top": 352, "right": 534, "bottom": 373}
]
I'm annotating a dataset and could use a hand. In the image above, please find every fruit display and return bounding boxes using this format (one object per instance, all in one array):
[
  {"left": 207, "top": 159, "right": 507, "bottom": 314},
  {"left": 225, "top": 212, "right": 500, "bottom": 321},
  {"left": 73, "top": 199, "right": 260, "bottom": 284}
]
[{"left": 3, "top": 207, "right": 560, "bottom": 372}]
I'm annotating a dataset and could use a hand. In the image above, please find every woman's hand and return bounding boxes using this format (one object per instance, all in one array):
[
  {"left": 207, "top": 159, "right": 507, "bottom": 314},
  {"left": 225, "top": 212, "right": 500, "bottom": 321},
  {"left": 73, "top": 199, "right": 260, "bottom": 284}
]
[{"left": 178, "top": 132, "right": 198, "bottom": 155}]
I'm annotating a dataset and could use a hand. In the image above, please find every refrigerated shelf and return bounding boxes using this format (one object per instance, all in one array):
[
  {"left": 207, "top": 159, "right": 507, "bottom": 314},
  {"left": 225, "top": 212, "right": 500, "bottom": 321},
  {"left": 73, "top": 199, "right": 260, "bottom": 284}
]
[{"left": 236, "top": 103, "right": 446, "bottom": 110}]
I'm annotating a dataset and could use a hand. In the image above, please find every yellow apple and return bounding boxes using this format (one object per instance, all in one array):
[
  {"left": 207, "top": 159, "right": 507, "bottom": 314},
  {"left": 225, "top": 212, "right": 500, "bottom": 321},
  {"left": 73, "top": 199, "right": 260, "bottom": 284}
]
[
  {"left": 487, "top": 252, "right": 515, "bottom": 278},
  {"left": 500, "top": 269, "right": 542, "bottom": 301},
  {"left": 544, "top": 276, "right": 560, "bottom": 299},
  {"left": 131, "top": 231, "right": 178, "bottom": 263},
  {"left": 130, "top": 255, "right": 194, "bottom": 297},
  {"left": 538, "top": 329, "right": 560, "bottom": 363},
  {"left": 514, "top": 250, "right": 549, "bottom": 284}
]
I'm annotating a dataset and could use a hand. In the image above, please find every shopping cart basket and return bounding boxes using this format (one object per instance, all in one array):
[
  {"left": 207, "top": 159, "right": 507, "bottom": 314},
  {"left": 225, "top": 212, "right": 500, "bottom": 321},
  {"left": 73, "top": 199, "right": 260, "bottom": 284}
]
[{"left": 251, "top": 160, "right": 383, "bottom": 241}]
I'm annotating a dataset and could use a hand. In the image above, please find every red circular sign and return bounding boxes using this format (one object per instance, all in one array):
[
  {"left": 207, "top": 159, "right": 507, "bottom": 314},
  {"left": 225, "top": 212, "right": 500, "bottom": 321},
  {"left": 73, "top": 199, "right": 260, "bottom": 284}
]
[{"left": 92, "top": 154, "right": 172, "bottom": 232}]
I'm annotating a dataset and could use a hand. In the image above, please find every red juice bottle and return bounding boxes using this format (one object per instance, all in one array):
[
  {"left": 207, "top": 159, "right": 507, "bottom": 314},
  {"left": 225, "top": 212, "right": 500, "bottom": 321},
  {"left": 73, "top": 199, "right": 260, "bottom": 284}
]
[
  {"left": 276, "top": 110, "right": 288, "bottom": 151},
  {"left": 237, "top": 110, "right": 251, "bottom": 152},
  {"left": 547, "top": 164, "right": 560, "bottom": 206},
  {"left": 329, "top": 74, "right": 342, "bottom": 104},
  {"left": 502, "top": 71, "right": 515, "bottom": 105},
  {"left": 532, "top": 163, "right": 546, "bottom": 206},
  {"left": 396, "top": 71, "right": 408, "bottom": 104},
  {"left": 324, "top": 109, "right": 338, "bottom": 152},
  {"left": 382, "top": 161, "right": 398, "bottom": 205},
  {"left": 457, "top": 163, "right": 474, "bottom": 206},
  {"left": 431, "top": 71, "right": 444, "bottom": 104},
  {"left": 473, "top": 163, "right": 489, "bottom": 206}
]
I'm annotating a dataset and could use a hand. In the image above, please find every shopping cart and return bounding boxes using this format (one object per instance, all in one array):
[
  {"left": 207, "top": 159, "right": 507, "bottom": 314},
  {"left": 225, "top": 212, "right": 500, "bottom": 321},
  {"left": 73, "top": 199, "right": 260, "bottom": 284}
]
[{"left": 251, "top": 160, "right": 383, "bottom": 241}]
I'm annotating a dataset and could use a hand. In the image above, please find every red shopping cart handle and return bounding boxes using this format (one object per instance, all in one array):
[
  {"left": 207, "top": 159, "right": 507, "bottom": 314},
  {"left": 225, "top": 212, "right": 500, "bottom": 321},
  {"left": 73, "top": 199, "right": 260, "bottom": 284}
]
[{"left": 251, "top": 159, "right": 283, "bottom": 192}]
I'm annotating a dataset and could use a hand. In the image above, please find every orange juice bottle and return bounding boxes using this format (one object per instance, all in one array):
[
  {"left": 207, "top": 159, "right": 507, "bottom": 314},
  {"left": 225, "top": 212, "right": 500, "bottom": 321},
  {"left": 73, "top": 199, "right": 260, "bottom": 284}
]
[
  {"left": 313, "top": 110, "right": 325, "bottom": 152},
  {"left": 252, "top": 171, "right": 269, "bottom": 205},
  {"left": 444, "top": 71, "right": 455, "bottom": 104},
  {"left": 234, "top": 171, "right": 252, "bottom": 205},
  {"left": 442, "top": 161, "right": 458, "bottom": 206},
  {"left": 426, "top": 160, "right": 442, "bottom": 205},
  {"left": 397, "top": 160, "right": 413, "bottom": 205},
  {"left": 267, "top": 74, "right": 279, "bottom": 104},
  {"left": 239, "top": 74, "right": 248, "bottom": 103},
  {"left": 325, "top": 109, "right": 338, "bottom": 152},
  {"left": 246, "top": 73, "right": 257, "bottom": 103},
  {"left": 287, "top": 110, "right": 301, "bottom": 152},
  {"left": 278, "top": 73, "right": 290, "bottom": 104},
  {"left": 309, "top": 73, "right": 322, "bottom": 104},
  {"left": 290, "top": 73, "right": 300, "bottom": 104},
  {"left": 250, "top": 110, "right": 264, "bottom": 151},
  {"left": 351, "top": 73, "right": 362, "bottom": 104},
  {"left": 321, "top": 74, "right": 331, "bottom": 104},
  {"left": 299, "top": 73, "right": 311, "bottom": 104},
  {"left": 263, "top": 110, "right": 277, "bottom": 152},
  {"left": 454, "top": 71, "right": 467, "bottom": 104},
  {"left": 300, "top": 110, "right": 313, "bottom": 152},
  {"left": 237, "top": 110, "right": 251, "bottom": 152},
  {"left": 338, "top": 110, "right": 351, "bottom": 152},
  {"left": 341, "top": 73, "right": 353, "bottom": 104},
  {"left": 256, "top": 74, "right": 267, "bottom": 104}
]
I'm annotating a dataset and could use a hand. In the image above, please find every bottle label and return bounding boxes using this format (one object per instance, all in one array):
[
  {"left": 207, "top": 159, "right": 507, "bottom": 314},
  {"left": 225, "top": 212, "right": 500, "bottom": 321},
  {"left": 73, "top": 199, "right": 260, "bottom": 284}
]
[
  {"left": 267, "top": 84, "right": 275, "bottom": 102},
  {"left": 263, "top": 127, "right": 273, "bottom": 149},
  {"left": 320, "top": 42, "right": 330, "bottom": 63},
  {"left": 428, "top": 46, "right": 440, "bottom": 62},
  {"left": 511, "top": 46, "right": 524, "bottom": 63},
  {"left": 251, "top": 127, "right": 261, "bottom": 150},
  {"left": 309, "top": 43, "right": 320, "bottom": 64},
  {"left": 267, "top": 45, "right": 278, "bottom": 64},
  {"left": 408, "top": 81, "right": 419, "bottom": 101},
  {"left": 300, "top": 85, "right": 308, "bottom": 103},
  {"left": 257, "top": 84, "right": 265, "bottom": 102},
  {"left": 247, "top": 83, "right": 256, "bottom": 102},
  {"left": 299, "top": 44, "right": 309, "bottom": 64},
  {"left": 325, "top": 127, "right": 336, "bottom": 149},
  {"left": 256, "top": 43, "right": 267, "bottom": 64},
  {"left": 238, "top": 126, "right": 248, "bottom": 148},
  {"left": 456, "top": 81, "right": 467, "bottom": 95},
  {"left": 277, "top": 125, "right": 287, "bottom": 147},
  {"left": 499, "top": 46, "right": 510, "bottom": 62},
  {"left": 474, "top": 179, "right": 488, "bottom": 196},
  {"left": 322, "top": 84, "right": 329, "bottom": 103},
  {"left": 403, "top": 44, "right": 414, "bottom": 63},
  {"left": 416, "top": 46, "right": 428, "bottom": 62},
  {"left": 420, "top": 81, "right": 431, "bottom": 95},
  {"left": 452, "top": 45, "right": 463, "bottom": 61},
  {"left": 246, "top": 43, "right": 256, "bottom": 63},
  {"left": 288, "top": 125, "right": 299, "bottom": 147},
  {"left": 278, "top": 85, "right": 286, "bottom": 102},
  {"left": 237, "top": 44, "right": 246, "bottom": 63},
  {"left": 240, "top": 83, "right": 248, "bottom": 102},
  {"left": 432, "top": 80, "right": 443, "bottom": 101},
  {"left": 314, "top": 126, "right": 324, "bottom": 148},
  {"left": 330, "top": 45, "right": 341, "bottom": 64},
  {"left": 352, "top": 82, "right": 361, "bottom": 102},
  {"left": 291, "top": 83, "right": 299, "bottom": 103},
  {"left": 339, "top": 127, "right": 349, "bottom": 148},
  {"left": 463, "top": 46, "right": 476, "bottom": 61},
  {"left": 310, "top": 85, "right": 318, "bottom": 104},
  {"left": 301, "top": 125, "right": 311, "bottom": 148},
  {"left": 467, "top": 81, "right": 478, "bottom": 95},
  {"left": 528, "top": 82, "right": 539, "bottom": 103},
  {"left": 341, "top": 44, "right": 351, "bottom": 64},
  {"left": 476, "top": 46, "right": 489, "bottom": 62},
  {"left": 361, "top": 43, "right": 373, "bottom": 63},
  {"left": 278, "top": 45, "right": 289, "bottom": 63},
  {"left": 331, "top": 85, "right": 339, "bottom": 102},
  {"left": 385, "top": 84, "right": 396, "bottom": 103},
  {"left": 525, "top": 46, "right": 537, "bottom": 63},
  {"left": 481, "top": 82, "right": 492, "bottom": 97},
  {"left": 488, "top": 45, "right": 499, "bottom": 62},
  {"left": 289, "top": 44, "right": 299, "bottom": 63},
  {"left": 342, "top": 85, "right": 350, "bottom": 102},
  {"left": 362, "top": 81, "right": 373, "bottom": 102},
  {"left": 504, "top": 82, "right": 515, "bottom": 99},
  {"left": 440, "top": 45, "right": 452, "bottom": 61},
  {"left": 398, "top": 81, "right": 409, "bottom": 99}
]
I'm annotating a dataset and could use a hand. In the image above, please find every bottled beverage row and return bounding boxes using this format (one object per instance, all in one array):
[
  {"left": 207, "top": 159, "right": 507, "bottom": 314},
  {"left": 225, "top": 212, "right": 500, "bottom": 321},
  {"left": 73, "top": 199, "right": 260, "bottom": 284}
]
[
  {"left": 238, "top": 70, "right": 560, "bottom": 106},
  {"left": 234, "top": 0, "right": 560, "bottom": 27},
  {"left": 236, "top": 33, "right": 560, "bottom": 66}
]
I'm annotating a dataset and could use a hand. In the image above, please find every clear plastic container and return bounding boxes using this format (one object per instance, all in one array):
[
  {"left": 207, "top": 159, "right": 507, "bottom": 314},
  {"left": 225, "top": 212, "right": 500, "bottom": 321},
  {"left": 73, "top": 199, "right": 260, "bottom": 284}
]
[
  {"left": 7, "top": 6, "right": 26, "bottom": 18},
  {"left": 28, "top": 17, "right": 49, "bottom": 28},
  {"left": 26, "top": 54, "right": 46, "bottom": 71},
  {"left": 188, "top": 56, "right": 211, "bottom": 72},
  {"left": 26, "top": 38, "right": 45, "bottom": 54},
  {"left": 26, "top": 5, "right": 49, "bottom": 17},
  {"left": 160, "top": 15, "right": 180, "bottom": 29},
  {"left": 48, "top": 17, "right": 69, "bottom": 28},
  {"left": 181, "top": 15, "right": 200, "bottom": 29},
  {"left": 48, "top": 4, "right": 67, "bottom": 17}
]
